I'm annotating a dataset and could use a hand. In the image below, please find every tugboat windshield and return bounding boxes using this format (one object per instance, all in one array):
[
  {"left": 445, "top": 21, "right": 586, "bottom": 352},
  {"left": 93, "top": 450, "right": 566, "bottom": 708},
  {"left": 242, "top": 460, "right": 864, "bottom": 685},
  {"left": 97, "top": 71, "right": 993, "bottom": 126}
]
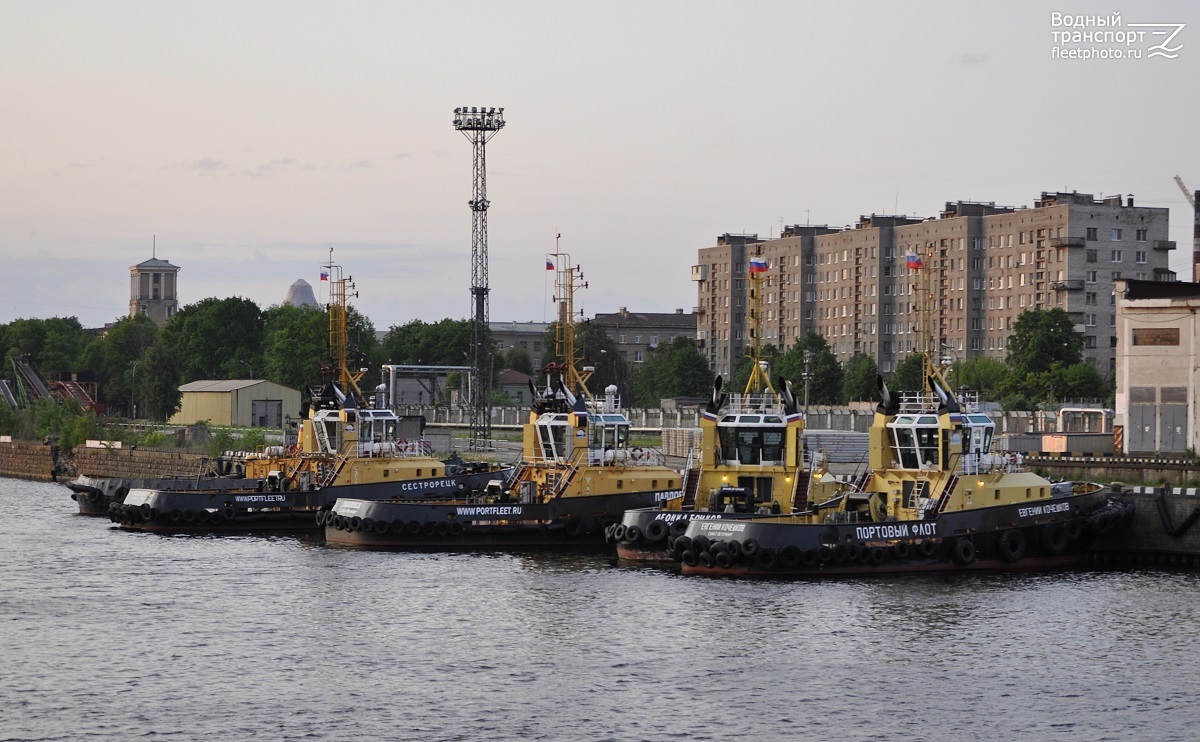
[
  {"left": 888, "top": 415, "right": 941, "bottom": 470},
  {"left": 717, "top": 421, "right": 786, "bottom": 466},
  {"left": 536, "top": 413, "right": 570, "bottom": 460}
]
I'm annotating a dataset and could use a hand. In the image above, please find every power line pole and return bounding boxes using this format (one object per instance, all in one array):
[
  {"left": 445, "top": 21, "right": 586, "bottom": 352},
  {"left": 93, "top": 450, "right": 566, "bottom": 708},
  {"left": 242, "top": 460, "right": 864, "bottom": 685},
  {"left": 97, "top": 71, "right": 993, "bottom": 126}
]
[{"left": 453, "top": 105, "right": 506, "bottom": 451}]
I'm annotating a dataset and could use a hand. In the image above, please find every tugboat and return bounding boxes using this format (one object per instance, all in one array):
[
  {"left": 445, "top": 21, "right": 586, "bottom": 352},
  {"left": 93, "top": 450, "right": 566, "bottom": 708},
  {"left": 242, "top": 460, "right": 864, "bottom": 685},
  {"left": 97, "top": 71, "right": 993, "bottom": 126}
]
[
  {"left": 612, "top": 244, "right": 809, "bottom": 561},
  {"left": 68, "top": 467, "right": 256, "bottom": 516},
  {"left": 107, "top": 261, "right": 510, "bottom": 533},
  {"left": 671, "top": 246, "right": 1130, "bottom": 577},
  {"left": 323, "top": 248, "right": 682, "bottom": 549}
]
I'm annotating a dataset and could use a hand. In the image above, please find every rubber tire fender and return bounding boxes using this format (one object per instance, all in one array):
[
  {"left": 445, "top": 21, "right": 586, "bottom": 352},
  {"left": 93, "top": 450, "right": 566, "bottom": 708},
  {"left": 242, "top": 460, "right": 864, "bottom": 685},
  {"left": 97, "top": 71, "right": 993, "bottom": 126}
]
[
  {"left": 741, "top": 538, "right": 760, "bottom": 557},
  {"left": 624, "top": 525, "right": 643, "bottom": 543},
  {"left": 1041, "top": 522, "right": 1069, "bottom": 555},
  {"left": 998, "top": 529, "right": 1026, "bottom": 562},
  {"left": 952, "top": 537, "right": 976, "bottom": 566},
  {"left": 644, "top": 519, "right": 668, "bottom": 543},
  {"left": 668, "top": 519, "right": 689, "bottom": 538}
]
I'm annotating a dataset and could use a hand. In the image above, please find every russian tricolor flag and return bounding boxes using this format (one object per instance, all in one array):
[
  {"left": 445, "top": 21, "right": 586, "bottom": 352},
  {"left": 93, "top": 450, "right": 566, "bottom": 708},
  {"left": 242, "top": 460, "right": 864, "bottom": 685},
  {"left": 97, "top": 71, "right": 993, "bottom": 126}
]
[
  {"left": 906, "top": 252, "right": 922, "bottom": 270},
  {"left": 749, "top": 256, "right": 768, "bottom": 274},
  {"left": 320, "top": 271, "right": 329, "bottom": 281},
  {"left": 546, "top": 258, "right": 554, "bottom": 271}
]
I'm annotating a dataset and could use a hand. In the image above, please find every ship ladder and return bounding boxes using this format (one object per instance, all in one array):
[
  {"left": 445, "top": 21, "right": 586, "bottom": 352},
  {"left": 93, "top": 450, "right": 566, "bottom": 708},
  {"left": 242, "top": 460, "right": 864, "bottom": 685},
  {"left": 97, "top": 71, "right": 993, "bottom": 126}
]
[
  {"left": 551, "top": 459, "right": 581, "bottom": 498},
  {"left": 312, "top": 419, "right": 333, "bottom": 455},
  {"left": 936, "top": 474, "right": 960, "bottom": 514},
  {"left": 681, "top": 446, "right": 701, "bottom": 510},
  {"left": 791, "top": 453, "right": 813, "bottom": 513},
  {"left": 321, "top": 454, "right": 349, "bottom": 487}
]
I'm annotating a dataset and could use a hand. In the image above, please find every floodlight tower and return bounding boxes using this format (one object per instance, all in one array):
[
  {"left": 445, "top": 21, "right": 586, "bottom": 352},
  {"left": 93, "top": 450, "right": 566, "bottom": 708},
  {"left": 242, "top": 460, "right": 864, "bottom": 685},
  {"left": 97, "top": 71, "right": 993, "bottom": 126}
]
[{"left": 453, "top": 105, "right": 506, "bottom": 450}]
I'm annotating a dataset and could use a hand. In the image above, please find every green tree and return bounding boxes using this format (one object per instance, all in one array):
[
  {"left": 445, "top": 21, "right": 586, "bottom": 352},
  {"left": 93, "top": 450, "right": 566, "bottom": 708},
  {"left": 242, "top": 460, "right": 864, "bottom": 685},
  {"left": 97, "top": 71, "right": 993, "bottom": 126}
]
[
  {"left": 841, "top": 353, "right": 879, "bottom": 402},
  {"left": 500, "top": 347, "right": 535, "bottom": 376},
  {"left": 632, "top": 336, "right": 714, "bottom": 406},
  {"left": 80, "top": 314, "right": 159, "bottom": 416},
  {"left": 381, "top": 318, "right": 475, "bottom": 366},
  {"left": 139, "top": 341, "right": 183, "bottom": 421},
  {"left": 776, "top": 333, "right": 842, "bottom": 404},
  {"left": 1005, "top": 308, "right": 1084, "bottom": 377},
  {"left": 954, "top": 356, "right": 1008, "bottom": 399},
  {"left": 262, "top": 303, "right": 329, "bottom": 394},
  {"left": 159, "top": 297, "right": 265, "bottom": 382},
  {"left": 889, "top": 352, "right": 925, "bottom": 393}
]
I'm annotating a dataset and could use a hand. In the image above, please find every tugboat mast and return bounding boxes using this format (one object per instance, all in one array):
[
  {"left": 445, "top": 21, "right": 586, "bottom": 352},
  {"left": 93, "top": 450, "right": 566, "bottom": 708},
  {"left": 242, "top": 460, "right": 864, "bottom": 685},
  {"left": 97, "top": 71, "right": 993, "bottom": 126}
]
[
  {"left": 549, "top": 240, "right": 593, "bottom": 397},
  {"left": 323, "top": 254, "right": 365, "bottom": 400},
  {"left": 744, "top": 244, "right": 776, "bottom": 397}
]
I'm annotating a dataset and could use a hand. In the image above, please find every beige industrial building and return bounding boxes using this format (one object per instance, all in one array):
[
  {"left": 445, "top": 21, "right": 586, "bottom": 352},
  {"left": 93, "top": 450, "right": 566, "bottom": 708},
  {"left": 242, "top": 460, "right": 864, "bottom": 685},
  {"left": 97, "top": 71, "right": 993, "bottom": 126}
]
[
  {"left": 1114, "top": 279, "right": 1200, "bottom": 455},
  {"left": 170, "top": 380, "right": 301, "bottom": 428},
  {"left": 695, "top": 191, "right": 1175, "bottom": 378}
]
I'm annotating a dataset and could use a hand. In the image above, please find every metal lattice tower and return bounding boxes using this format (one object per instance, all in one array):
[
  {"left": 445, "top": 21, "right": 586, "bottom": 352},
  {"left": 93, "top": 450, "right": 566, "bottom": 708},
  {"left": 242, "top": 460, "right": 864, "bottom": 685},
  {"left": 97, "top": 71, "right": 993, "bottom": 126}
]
[{"left": 453, "top": 105, "right": 506, "bottom": 451}]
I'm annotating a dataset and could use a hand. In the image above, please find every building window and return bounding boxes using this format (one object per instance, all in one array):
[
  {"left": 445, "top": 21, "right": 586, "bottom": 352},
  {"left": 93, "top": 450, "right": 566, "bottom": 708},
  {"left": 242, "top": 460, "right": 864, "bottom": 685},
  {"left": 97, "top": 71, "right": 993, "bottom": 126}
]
[
  {"left": 1086, "top": 270, "right": 1097, "bottom": 283},
  {"left": 618, "top": 335, "right": 626, "bottom": 343},
  {"left": 1086, "top": 249, "right": 1098, "bottom": 263},
  {"left": 1085, "top": 292, "right": 1097, "bottom": 305},
  {"left": 1085, "top": 336, "right": 1097, "bottom": 349},
  {"left": 1086, "top": 227, "right": 1098, "bottom": 241},
  {"left": 1085, "top": 313, "right": 1096, "bottom": 326},
  {"left": 1136, "top": 229, "right": 1148, "bottom": 241},
  {"left": 1112, "top": 250, "right": 1122, "bottom": 262},
  {"left": 1111, "top": 228, "right": 1122, "bottom": 241},
  {"left": 634, "top": 351, "right": 644, "bottom": 362},
  {"left": 1135, "top": 251, "right": 1147, "bottom": 263}
]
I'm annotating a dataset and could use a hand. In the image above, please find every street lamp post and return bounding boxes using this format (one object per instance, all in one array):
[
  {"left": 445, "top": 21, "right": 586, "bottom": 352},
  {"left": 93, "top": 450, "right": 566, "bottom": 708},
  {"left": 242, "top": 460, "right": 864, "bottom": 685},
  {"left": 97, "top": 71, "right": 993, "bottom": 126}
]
[
  {"left": 238, "top": 359, "right": 253, "bottom": 379},
  {"left": 130, "top": 360, "right": 141, "bottom": 419},
  {"left": 802, "top": 349, "right": 813, "bottom": 423}
]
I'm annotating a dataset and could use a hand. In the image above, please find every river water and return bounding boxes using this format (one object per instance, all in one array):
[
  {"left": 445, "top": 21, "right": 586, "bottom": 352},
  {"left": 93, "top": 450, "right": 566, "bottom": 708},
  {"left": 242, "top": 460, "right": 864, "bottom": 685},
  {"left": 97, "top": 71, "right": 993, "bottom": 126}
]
[{"left": 2, "top": 478, "right": 1198, "bottom": 741}]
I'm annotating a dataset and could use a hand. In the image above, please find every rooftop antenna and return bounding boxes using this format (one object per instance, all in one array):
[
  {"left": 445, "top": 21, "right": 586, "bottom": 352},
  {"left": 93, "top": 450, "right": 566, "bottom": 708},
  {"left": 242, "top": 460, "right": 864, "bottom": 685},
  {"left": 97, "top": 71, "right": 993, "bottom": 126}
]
[{"left": 152, "top": 234, "right": 156, "bottom": 259}]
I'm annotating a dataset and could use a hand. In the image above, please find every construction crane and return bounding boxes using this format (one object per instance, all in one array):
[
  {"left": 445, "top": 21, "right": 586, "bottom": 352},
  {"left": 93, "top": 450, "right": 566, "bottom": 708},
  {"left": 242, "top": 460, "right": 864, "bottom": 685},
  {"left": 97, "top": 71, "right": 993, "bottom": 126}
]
[{"left": 1174, "top": 174, "right": 1195, "bottom": 208}]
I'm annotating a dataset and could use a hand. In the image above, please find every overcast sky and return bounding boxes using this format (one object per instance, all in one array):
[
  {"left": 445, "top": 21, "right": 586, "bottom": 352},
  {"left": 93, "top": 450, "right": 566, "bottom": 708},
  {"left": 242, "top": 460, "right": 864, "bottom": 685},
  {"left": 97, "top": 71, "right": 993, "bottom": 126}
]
[{"left": 2, "top": 1, "right": 1197, "bottom": 331}]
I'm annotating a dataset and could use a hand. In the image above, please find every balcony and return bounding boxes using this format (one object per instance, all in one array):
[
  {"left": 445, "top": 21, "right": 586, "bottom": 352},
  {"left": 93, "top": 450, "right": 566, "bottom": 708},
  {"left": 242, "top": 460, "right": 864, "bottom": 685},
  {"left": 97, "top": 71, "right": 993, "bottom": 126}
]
[
  {"left": 1050, "top": 279, "right": 1084, "bottom": 291},
  {"left": 1049, "top": 236, "right": 1085, "bottom": 248},
  {"left": 691, "top": 264, "right": 709, "bottom": 281},
  {"left": 1154, "top": 240, "right": 1177, "bottom": 251}
]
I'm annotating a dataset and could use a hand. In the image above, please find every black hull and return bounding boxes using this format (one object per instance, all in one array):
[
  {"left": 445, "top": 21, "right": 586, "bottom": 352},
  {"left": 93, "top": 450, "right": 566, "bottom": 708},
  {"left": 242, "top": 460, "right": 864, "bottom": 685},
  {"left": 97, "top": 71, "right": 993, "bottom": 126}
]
[
  {"left": 324, "top": 490, "right": 678, "bottom": 551},
  {"left": 1090, "top": 490, "right": 1200, "bottom": 562},
  {"left": 108, "top": 467, "right": 513, "bottom": 533},
  {"left": 674, "top": 491, "right": 1129, "bottom": 577},
  {"left": 612, "top": 507, "right": 753, "bottom": 563},
  {"left": 67, "top": 476, "right": 258, "bottom": 516}
]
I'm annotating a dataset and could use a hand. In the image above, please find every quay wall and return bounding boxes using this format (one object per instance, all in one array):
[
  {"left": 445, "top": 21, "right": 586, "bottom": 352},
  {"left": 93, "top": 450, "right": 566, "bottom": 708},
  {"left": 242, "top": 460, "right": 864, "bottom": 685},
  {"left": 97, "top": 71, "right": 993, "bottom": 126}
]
[
  {"left": 1026, "top": 456, "right": 1200, "bottom": 487},
  {"left": 0, "top": 441, "right": 62, "bottom": 482}
]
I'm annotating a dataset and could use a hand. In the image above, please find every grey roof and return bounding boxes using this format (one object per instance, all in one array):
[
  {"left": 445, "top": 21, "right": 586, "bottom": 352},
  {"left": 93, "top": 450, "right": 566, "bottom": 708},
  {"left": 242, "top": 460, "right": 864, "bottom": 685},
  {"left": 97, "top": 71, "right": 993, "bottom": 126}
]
[
  {"left": 131, "top": 257, "right": 180, "bottom": 271},
  {"left": 285, "top": 278, "right": 321, "bottom": 309},
  {"left": 179, "top": 380, "right": 269, "bottom": 393},
  {"left": 592, "top": 311, "right": 696, "bottom": 329}
]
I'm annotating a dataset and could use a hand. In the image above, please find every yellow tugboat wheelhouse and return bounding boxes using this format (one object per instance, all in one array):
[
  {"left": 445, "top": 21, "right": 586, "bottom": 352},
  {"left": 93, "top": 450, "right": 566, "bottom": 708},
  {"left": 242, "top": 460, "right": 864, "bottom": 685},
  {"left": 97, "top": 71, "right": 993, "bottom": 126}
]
[
  {"left": 324, "top": 244, "right": 683, "bottom": 549},
  {"left": 106, "top": 259, "right": 510, "bottom": 532},
  {"left": 612, "top": 241, "right": 809, "bottom": 561},
  {"left": 668, "top": 241, "right": 1131, "bottom": 576}
]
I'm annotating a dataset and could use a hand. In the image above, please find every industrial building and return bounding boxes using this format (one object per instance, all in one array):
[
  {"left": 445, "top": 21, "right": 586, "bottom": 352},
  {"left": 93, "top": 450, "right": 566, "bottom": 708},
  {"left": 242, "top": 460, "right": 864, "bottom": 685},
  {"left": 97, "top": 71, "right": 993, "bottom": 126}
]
[
  {"left": 169, "top": 380, "right": 301, "bottom": 428},
  {"left": 1114, "top": 279, "right": 1200, "bottom": 456},
  {"left": 695, "top": 191, "right": 1175, "bottom": 378}
]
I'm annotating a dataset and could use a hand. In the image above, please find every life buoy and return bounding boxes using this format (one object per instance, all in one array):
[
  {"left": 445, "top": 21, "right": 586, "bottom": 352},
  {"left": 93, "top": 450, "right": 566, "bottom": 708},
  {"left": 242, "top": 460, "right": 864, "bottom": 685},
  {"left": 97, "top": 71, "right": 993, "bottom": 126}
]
[
  {"left": 998, "top": 529, "right": 1026, "bottom": 562},
  {"left": 629, "top": 448, "right": 646, "bottom": 462},
  {"left": 952, "top": 537, "right": 976, "bottom": 566}
]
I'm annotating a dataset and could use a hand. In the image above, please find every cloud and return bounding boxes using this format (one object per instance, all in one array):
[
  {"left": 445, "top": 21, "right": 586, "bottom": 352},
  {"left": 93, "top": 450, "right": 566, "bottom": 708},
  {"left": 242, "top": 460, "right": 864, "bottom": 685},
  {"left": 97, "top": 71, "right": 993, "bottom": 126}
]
[
  {"left": 953, "top": 53, "right": 989, "bottom": 64},
  {"left": 167, "top": 157, "right": 231, "bottom": 172}
]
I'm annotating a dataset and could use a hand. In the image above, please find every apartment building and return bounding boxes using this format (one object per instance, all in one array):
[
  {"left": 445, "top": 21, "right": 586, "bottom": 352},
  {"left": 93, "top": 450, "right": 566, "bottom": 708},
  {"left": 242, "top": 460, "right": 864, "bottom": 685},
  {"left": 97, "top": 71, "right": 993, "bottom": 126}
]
[
  {"left": 592, "top": 308, "right": 696, "bottom": 364},
  {"left": 694, "top": 191, "right": 1175, "bottom": 379}
]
